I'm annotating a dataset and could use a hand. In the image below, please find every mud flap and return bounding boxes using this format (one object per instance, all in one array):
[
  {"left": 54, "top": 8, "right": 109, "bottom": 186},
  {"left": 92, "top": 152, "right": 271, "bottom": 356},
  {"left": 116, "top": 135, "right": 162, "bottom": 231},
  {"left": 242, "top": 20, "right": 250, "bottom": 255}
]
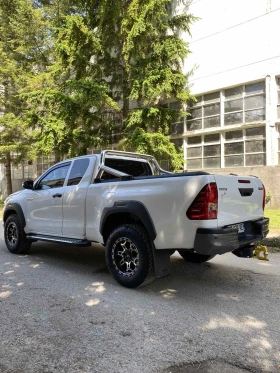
[{"left": 152, "top": 245, "right": 171, "bottom": 279}]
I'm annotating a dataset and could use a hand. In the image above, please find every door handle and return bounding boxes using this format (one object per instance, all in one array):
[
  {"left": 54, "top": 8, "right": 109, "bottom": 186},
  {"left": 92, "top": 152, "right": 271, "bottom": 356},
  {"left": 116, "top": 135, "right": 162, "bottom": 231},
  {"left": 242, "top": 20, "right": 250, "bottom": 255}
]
[{"left": 52, "top": 193, "right": 62, "bottom": 198}]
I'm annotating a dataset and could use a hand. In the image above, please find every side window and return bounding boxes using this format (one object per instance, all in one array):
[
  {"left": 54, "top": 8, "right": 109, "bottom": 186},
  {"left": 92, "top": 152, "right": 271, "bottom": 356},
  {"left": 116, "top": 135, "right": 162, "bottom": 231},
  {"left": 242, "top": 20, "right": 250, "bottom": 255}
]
[
  {"left": 38, "top": 164, "right": 70, "bottom": 189},
  {"left": 104, "top": 159, "right": 153, "bottom": 178},
  {"left": 67, "top": 158, "right": 90, "bottom": 186}
]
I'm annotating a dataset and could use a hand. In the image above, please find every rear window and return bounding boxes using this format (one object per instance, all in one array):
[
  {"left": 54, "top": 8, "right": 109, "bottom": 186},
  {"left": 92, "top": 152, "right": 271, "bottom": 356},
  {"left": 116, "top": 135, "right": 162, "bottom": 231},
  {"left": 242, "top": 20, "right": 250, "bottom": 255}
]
[
  {"left": 102, "top": 158, "right": 152, "bottom": 180},
  {"left": 67, "top": 158, "right": 90, "bottom": 186}
]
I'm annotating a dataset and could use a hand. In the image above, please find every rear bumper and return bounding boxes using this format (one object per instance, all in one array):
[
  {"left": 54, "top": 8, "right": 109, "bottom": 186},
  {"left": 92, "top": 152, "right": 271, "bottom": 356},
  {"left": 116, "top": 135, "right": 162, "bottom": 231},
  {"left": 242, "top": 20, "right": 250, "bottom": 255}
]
[{"left": 194, "top": 218, "right": 269, "bottom": 256}]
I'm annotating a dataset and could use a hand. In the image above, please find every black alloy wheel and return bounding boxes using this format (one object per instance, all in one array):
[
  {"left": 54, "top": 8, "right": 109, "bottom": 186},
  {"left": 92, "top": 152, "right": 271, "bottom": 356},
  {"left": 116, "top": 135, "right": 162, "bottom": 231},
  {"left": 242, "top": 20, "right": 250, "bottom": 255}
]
[
  {"left": 4, "top": 214, "right": 32, "bottom": 254},
  {"left": 105, "top": 224, "right": 154, "bottom": 288}
]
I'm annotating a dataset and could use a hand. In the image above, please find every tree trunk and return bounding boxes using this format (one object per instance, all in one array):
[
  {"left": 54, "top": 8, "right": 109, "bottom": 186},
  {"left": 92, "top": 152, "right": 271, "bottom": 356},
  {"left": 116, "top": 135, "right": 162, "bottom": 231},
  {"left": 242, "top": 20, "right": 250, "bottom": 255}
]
[
  {"left": 79, "top": 144, "right": 88, "bottom": 156},
  {"left": 122, "top": 67, "right": 130, "bottom": 121},
  {"left": 5, "top": 152, "right": 13, "bottom": 196},
  {"left": 122, "top": 94, "right": 130, "bottom": 121},
  {"left": 54, "top": 150, "right": 60, "bottom": 163}
]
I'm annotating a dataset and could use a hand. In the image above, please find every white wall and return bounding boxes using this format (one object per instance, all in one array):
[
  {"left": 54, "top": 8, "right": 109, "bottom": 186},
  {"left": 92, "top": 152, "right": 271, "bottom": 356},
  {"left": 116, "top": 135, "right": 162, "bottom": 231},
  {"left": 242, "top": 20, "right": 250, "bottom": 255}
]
[
  {"left": 182, "top": 0, "right": 280, "bottom": 94},
  {"left": 176, "top": 0, "right": 280, "bottom": 168}
]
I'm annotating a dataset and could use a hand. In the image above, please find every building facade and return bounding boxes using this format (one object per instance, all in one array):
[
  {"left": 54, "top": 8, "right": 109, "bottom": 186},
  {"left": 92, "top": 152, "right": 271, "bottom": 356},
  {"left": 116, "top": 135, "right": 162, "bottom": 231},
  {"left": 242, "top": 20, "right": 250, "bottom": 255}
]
[{"left": 169, "top": 0, "right": 280, "bottom": 206}]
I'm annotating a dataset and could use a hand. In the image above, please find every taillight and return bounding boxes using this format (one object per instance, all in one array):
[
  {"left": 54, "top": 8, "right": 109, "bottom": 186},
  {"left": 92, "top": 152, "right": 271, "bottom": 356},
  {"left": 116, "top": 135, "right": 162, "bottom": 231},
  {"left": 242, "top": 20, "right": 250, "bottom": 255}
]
[
  {"left": 262, "top": 184, "right": 266, "bottom": 211},
  {"left": 187, "top": 182, "right": 218, "bottom": 220}
]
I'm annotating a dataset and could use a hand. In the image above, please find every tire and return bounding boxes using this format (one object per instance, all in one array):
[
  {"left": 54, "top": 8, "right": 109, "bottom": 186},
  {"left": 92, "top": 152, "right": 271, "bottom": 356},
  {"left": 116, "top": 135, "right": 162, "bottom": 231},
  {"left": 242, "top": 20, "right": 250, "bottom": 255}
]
[
  {"left": 4, "top": 214, "right": 32, "bottom": 254},
  {"left": 105, "top": 224, "right": 154, "bottom": 288},
  {"left": 178, "top": 250, "right": 215, "bottom": 263}
]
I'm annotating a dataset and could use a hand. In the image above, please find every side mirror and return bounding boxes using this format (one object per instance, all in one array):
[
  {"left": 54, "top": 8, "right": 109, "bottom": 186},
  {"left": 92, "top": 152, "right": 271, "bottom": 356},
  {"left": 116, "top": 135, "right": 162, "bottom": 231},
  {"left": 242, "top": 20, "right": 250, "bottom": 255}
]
[{"left": 22, "top": 180, "right": 34, "bottom": 190}]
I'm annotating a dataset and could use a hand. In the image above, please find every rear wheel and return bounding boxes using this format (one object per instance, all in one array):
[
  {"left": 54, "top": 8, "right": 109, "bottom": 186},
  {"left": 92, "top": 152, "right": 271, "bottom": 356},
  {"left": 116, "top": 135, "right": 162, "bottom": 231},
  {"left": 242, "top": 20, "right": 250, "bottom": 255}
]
[
  {"left": 4, "top": 214, "right": 32, "bottom": 254},
  {"left": 178, "top": 250, "right": 215, "bottom": 263},
  {"left": 105, "top": 224, "right": 154, "bottom": 288}
]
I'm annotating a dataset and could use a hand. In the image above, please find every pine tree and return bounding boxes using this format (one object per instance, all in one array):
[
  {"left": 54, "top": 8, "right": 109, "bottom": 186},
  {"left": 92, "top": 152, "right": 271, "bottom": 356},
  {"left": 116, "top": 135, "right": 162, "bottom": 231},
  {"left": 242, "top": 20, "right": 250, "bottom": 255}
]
[
  {"left": 119, "top": 128, "right": 184, "bottom": 171},
  {"left": 0, "top": 114, "right": 35, "bottom": 195},
  {"left": 121, "top": 0, "right": 195, "bottom": 165},
  {"left": 74, "top": 0, "right": 195, "bottom": 169},
  {"left": 25, "top": 1, "right": 120, "bottom": 159},
  {"left": 0, "top": 0, "right": 48, "bottom": 194},
  {"left": 0, "top": 0, "right": 196, "bottom": 193}
]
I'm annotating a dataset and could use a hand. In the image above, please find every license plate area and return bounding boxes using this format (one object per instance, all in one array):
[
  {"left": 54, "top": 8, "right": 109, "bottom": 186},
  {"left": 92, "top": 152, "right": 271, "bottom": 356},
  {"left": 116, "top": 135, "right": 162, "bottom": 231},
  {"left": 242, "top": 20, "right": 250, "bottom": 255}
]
[{"left": 227, "top": 223, "right": 245, "bottom": 233}]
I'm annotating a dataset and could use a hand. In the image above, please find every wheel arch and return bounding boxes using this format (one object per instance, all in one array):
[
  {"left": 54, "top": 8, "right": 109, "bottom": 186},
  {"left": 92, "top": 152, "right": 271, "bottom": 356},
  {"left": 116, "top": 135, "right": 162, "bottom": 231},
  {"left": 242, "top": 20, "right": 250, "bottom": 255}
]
[
  {"left": 3, "top": 203, "right": 26, "bottom": 228},
  {"left": 100, "top": 201, "right": 156, "bottom": 244}
]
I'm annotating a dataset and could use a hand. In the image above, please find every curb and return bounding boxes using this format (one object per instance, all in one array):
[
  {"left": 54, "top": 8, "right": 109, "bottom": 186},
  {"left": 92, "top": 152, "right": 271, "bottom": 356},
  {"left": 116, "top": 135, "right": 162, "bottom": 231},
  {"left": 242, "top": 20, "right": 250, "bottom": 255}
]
[{"left": 262, "top": 237, "right": 280, "bottom": 246}]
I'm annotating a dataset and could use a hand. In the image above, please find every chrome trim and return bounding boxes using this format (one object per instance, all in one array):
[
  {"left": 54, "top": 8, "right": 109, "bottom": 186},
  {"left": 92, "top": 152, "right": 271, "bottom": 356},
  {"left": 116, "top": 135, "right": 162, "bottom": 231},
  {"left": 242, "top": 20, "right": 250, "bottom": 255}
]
[{"left": 96, "top": 165, "right": 129, "bottom": 179}]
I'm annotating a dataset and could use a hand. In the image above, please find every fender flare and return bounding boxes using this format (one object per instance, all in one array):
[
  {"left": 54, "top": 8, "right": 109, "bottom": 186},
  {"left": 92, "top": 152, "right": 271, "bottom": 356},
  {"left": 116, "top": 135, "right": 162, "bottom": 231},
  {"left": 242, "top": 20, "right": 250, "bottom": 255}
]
[
  {"left": 3, "top": 203, "right": 26, "bottom": 228},
  {"left": 100, "top": 200, "right": 157, "bottom": 241},
  {"left": 100, "top": 200, "right": 171, "bottom": 279}
]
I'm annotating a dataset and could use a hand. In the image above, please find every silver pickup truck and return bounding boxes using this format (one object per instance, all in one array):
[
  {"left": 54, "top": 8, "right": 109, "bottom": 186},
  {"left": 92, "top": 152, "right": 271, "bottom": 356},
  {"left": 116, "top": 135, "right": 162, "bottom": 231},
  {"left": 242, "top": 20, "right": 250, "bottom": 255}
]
[{"left": 3, "top": 150, "right": 269, "bottom": 288}]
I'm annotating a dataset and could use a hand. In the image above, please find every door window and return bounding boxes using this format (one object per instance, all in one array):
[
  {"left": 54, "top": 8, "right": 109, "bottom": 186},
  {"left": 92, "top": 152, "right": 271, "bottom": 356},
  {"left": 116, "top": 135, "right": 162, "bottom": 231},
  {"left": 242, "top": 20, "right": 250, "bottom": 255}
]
[
  {"left": 38, "top": 164, "right": 70, "bottom": 189},
  {"left": 67, "top": 158, "right": 90, "bottom": 186}
]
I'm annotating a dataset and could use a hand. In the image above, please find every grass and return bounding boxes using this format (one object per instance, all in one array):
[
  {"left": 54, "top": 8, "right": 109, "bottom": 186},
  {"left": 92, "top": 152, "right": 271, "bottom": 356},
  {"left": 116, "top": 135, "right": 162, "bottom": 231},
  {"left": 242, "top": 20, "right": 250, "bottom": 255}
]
[{"left": 264, "top": 209, "right": 280, "bottom": 230}]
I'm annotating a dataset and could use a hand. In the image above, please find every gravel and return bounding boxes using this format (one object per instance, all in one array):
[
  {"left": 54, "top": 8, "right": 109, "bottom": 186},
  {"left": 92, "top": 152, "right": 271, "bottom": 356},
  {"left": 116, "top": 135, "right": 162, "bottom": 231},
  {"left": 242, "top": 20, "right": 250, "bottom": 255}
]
[{"left": 0, "top": 226, "right": 280, "bottom": 373}]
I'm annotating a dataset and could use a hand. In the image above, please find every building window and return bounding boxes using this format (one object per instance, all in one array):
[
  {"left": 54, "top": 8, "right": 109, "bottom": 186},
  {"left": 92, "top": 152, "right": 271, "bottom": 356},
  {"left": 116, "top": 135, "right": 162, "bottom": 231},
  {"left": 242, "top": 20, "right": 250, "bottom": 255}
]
[
  {"left": 187, "top": 133, "right": 221, "bottom": 169},
  {"left": 37, "top": 154, "right": 56, "bottom": 176},
  {"left": 187, "top": 92, "right": 220, "bottom": 131},
  {"left": 11, "top": 165, "right": 23, "bottom": 180},
  {"left": 23, "top": 161, "right": 33, "bottom": 179},
  {"left": 170, "top": 101, "right": 184, "bottom": 136},
  {"left": 186, "top": 126, "right": 266, "bottom": 169},
  {"left": 225, "top": 81, "right": 265, "bottom": 125},
  {"left": 225, "top": 126, "right": 266, "bottom": 167},
  {"left": 186, "top": 81, "right": 266, "bottom": 133},
  {"left": 2, "top": 160, "right": 33, "bottom": 181},
  {"left": 171, "top": 138, "right": 183, "bottom": 147}
]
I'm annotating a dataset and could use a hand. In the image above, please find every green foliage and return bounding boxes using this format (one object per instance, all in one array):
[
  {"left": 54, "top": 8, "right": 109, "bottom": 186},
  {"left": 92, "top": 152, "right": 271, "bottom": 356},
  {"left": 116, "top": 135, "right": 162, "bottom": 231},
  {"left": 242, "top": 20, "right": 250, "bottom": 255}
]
[
  {"left": 265, "top": 209, "right": 280, "bottom": 230},
  {"left": 265, "top": 190, "right": 272, "bottom": 206},
  {"left": 0, "top": 0, "right": 49, "bottom": 193},
  {"left": 0, "top": 114, "right": 36, "bottom": 164},
  {"left": 0, "top": 0, "right": 195, "bottom": 191},
  {"left": 54, "top": 14, "right": 101, "bottom": 79},
  {"left": 21, "top": 3, "right": 120, "bottom": 158},
  {"left": 120, "top": 0, "right": 194, "bottom": 167},
  {"left": 126, "top": 106, "right": 185, "bottom": 134},
  {"left": 122, "top": 0, "right": 195, "bottom": 105},
  {"left": 24, "top": 77, "right": 119, "bottom": 157},
  {"left": 119, "top": 128, "right": 184, "bottom": 171}
]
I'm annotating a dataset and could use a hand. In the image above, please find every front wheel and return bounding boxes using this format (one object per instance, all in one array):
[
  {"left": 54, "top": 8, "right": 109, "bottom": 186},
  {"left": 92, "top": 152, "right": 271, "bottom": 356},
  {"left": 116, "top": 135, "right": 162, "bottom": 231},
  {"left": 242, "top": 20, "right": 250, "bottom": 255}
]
[
  {"left": 178, "top": 250, "right": 215, "bottom": 263},
  {"left": 4, "top": 214, "right": 32, "bottom": 254},
  {"left": 105, "top": 224, "right": 154, "bottom": 288}
]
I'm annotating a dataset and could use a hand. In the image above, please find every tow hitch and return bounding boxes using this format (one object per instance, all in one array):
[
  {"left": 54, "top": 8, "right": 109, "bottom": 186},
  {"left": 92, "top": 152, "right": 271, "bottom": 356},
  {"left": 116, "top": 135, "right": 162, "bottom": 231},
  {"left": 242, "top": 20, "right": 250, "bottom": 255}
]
[
  {"left": 253, "top": 245, "right": 269, "bottom": 261},
  {"left": 233, "top": 245, "right": 269, "bottom": 261}
]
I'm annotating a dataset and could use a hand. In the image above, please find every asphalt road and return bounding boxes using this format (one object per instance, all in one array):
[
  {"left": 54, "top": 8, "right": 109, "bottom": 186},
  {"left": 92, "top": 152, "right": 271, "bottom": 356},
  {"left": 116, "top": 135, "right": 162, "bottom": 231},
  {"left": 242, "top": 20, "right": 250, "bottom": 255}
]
[{"left": 0, "top": 226, "right": 280, "bottom": 373}]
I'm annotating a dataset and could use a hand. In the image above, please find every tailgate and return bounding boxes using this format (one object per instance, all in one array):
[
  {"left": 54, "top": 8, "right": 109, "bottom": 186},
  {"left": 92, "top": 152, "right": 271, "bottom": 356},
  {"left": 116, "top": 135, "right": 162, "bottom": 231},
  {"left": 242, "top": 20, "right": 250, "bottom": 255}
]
[{"left": 213, "top": 174, "right": 264, "bottom": 227}]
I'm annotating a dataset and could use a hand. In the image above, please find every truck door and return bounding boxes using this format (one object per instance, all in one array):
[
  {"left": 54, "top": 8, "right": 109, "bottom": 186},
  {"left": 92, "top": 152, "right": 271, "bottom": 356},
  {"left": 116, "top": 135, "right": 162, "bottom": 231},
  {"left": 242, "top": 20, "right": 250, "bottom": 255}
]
[
  {"left": 62, "top": 157, "right": 94, "bottom": 238},
  {"left": 26, "top": 163, "right": 71, "bottom": 234}
]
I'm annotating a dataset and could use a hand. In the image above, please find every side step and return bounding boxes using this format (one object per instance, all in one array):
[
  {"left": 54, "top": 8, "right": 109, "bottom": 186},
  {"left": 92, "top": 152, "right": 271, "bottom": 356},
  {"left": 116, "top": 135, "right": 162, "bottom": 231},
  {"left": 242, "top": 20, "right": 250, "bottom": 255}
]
[{"left": 26, "top": 234, "right": 91, "bottom": 247}]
